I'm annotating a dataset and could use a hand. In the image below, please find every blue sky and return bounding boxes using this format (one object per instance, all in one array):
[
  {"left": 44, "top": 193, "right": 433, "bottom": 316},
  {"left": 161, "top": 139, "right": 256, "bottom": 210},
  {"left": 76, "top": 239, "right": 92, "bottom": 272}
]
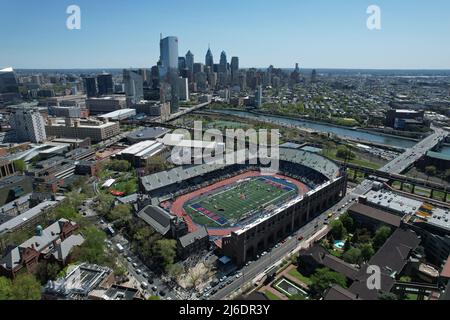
[{"left": 1, "top": 0, "right": 450, "bottom": 69}]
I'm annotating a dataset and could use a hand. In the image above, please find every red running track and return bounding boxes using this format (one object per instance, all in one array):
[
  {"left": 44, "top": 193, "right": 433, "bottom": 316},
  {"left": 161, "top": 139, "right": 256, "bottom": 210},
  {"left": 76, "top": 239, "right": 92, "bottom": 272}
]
[{"left": 168, "top": 171, "right": 310, "bottom": 237}]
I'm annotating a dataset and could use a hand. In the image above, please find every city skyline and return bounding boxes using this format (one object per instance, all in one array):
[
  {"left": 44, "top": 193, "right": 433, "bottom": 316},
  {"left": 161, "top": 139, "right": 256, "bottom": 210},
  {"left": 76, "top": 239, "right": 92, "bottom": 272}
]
[{"left": 1, "top": 0, "right": 450, "bottom": 70}]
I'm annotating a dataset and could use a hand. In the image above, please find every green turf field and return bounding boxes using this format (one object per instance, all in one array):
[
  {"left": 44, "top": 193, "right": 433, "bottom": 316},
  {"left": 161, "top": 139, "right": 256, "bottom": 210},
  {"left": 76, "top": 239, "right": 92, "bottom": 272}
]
[{"left": 184, "top": 176, "right": 298, "bottom": 227}]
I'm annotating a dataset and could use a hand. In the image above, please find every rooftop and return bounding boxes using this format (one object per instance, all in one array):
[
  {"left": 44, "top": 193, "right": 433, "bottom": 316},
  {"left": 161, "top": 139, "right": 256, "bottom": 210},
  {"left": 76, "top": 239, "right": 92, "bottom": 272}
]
[
  {"left": 48, "top": 118, "right": 118, "bottom": 129},
  {"left": 97, "top": 109, "right": 136, "bottom": 119},
  {"left": 137, "top": 205, "right": 175, "bottom": 235},
  {"left": 426, "top": 151, "right": 450, "bottom": 161},
  {"left": 365, "top": 189, "right": 422, "bottom": 217},
  {"left": 127, "top": 127, "right": 170, "bottom": 141},
  {"left": 348, "top": 202, "right": 402, "bottom": 227},
  {"left": 140, "top": 147, "right": 341, "bottom": 193},
  {"left": 117, "top": 140, "right": 164, "bottom": 158},
  {"left": 44, "top": 263, "right": 112, "bottom": 298},
  {"left": 0, "top": 67, "right": 13, "bottom": 73},
  {"left": 0, "top": 196, "right": 65, "bottom": 235},
  {"left": 179, "top": 226, "right": 209, "bottom": 248}
]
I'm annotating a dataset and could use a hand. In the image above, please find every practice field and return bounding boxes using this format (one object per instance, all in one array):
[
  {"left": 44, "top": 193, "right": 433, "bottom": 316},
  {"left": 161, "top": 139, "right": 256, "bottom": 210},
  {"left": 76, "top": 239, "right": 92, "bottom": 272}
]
[{"left": 183, "top": 176, "right": 299, "bottom": 228}]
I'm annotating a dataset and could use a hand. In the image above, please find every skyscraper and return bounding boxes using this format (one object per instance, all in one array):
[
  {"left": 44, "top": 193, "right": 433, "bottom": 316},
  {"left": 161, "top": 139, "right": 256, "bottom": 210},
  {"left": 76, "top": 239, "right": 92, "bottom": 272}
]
[
  {"left": 159, "top": 36, "right": 180, "bottom": 114},
  {"left": 178, "top": 57, "right": 186, "bottom": 70},
  {"left": 255, "top": 85, "right": 263, "bottom": 108},
  {"left": 159, "top": 36, "right": 179, "bottom": 78},
  {"left": 231, "top": 57, "right": 239, "bottom": 84},
  {"left": 11, "top": 108, "right": 47, "bottom": 143},
  {"left": 230, "top": 57, "right": 239, "bottom": 73},
  {"left": 219, "top": 51, "right": 228, "bottom": 73},
  {"left": 84, "top": 77, "right": 98, "bottom": 98},
  {"left": 205, "top": 46, "right": 214, "bottom": 69},
  {"left": 97, "top": 73, "right": 114, "bottom": 96},
  {"left": 0, "top": 67, "right": 19, "bottom": 94},
  {"left": 123, "top": 69, "right": 144, "bottom": 105},
  {"left": 178, "top": 77, "right": 189, "bottom": 102},
  {"left": 193, "top": 63, "right": 204, "bottom": 74},
  {"left": 185, "top": 50, "right": 194, "bottom": 71}
]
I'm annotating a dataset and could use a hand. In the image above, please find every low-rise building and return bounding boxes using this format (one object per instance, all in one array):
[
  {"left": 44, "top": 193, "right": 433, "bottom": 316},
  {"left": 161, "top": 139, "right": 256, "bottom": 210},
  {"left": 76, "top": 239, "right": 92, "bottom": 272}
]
[
  {"left": 0, "top": 175, "right": 33, "bottom": 206},
  {"left": 177, "top": 226, "right": 209, "bottom": 259},
  {"left": 348, "top": 202, "right": 402, "bottom": 231},
  {"left": 97, "top": 108, "right": 136, "bottom": 121},
  {"left": 42, "top": 263, "right": 115, "bottom": 300},
  {"left": 46, "top": 118, "right": 120, "bottom": 143},
  {"left": 114, "top": 140, "right": 167, "bottom": 168},
  {"left": 85, "top": 96, "right": 126, "bottom": 115},
  {"left": 126, "top": 127, "right": 171, "bottom": 144},
  {"left": 0, "top": 218, "right": 83, "bottom": 278}
]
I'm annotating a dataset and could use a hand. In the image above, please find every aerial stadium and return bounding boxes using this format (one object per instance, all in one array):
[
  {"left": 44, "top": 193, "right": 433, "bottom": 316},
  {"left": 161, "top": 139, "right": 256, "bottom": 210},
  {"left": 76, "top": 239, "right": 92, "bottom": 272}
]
[{"left": 139, "top": 147, "right": 347, "bottom": 266}]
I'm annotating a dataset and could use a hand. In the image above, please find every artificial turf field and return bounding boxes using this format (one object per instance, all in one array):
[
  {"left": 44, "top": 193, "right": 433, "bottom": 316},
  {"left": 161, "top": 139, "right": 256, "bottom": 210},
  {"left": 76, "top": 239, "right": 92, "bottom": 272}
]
[{"left": 183, "top": 176, "right": 298, "bottom": 228}]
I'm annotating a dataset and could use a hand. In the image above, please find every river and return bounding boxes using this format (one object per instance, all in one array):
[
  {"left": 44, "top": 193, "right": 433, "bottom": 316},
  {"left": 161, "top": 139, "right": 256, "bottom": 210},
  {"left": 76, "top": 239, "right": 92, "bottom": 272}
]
[{"left": 208, "top": 109, "right": 449, "bottom": 154}]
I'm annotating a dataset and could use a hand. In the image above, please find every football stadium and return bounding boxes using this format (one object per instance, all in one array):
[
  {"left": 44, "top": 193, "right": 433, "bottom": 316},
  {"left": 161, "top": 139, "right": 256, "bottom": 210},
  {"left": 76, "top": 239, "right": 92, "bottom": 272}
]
[
  {"left": 139, "top": 147, "right": 347, "bottom": 265},
  {"left": 182, "top": 173, "right": 308, "bottom": 228}
]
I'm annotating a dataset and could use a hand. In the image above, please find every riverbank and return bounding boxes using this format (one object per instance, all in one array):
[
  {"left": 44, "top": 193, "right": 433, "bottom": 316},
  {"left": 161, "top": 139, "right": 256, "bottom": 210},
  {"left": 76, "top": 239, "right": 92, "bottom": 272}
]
[{"left": 204, "top": 108, "right": 418, "bottom": 149}]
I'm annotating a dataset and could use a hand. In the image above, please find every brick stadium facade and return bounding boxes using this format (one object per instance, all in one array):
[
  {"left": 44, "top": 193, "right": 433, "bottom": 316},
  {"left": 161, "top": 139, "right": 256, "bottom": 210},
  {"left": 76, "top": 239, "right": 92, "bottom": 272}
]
[{"left": 221, "top": 178, "right": 347, "bottom": 266}]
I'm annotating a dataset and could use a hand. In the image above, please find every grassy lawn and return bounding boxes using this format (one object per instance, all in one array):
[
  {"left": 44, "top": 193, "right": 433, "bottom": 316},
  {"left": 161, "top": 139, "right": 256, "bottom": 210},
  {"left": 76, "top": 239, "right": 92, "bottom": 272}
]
[
  {"left": 288, "top": 268, "right": 313, "bottom": 286},
  {"left": 264, "top": 290, "right": 281, "bottom": 300},
  {"left": 322, "top": 149, "right": 381, "bottom": 170},
  {"left": 406, "top": 293, "right": 419, "bottom": 300},
  {"left": 113, "top": 177, "right": 138, "bottom": 195},
  {"left": 329, "top": 249, "right": 344, "bottom": 258}
]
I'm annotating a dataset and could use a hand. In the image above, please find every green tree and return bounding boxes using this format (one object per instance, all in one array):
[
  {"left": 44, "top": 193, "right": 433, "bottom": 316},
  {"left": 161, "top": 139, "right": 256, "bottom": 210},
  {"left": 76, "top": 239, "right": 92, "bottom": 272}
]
[
  {"left": 444, "top": 169, "right": 450, "bottom": 182},
  {"left": 107, "top": 204, "right": 132, "bottom": 223},
  {"left": 400, "top": 276, "right": 412, "bottom": 283},
  {"left": 13, "top": 160, "right": 27, "bottom": 173},
  {"left": 356, "top": 228, "right": 372, "bottom": 244},
  {"left": 35, "top": 262, "right": 61, "bottom": 284},
  {"left": 152, "top": 239, "right": 177, "bottom": 270},
  {"left": 71, "top": 226, "right": 107, "bottom": 265},
  {"left": 342, "top": 248, "right": 362, "bottom": 264},
  {"left": 425, "top": 165, "right": 437, "bottom": 177},
  {"left": 336, "top": 146, "right": 355, "bottom": 160},
  {"left": 360, "top": 243, "right": 375, "bottom": 261},
  {"left": 330, "top": 220, "right": 347, "bottom": 240},
  {"left": 310, "top": 268, "right": 347, "bottom": 295},
  {"left": 97, "top": 193, "right": 115, "bottom": 216},
  {"left": 114, "top": 266, "right": 127, "bottom": 278},
  {"left": 373, "top": 226, "right": 392, "bottom": 250},
  {"left": 339, "top": 213, "right": 355, "bottom": 233},
  {"left": 167, "top": 262, "right": 184, "bottom": 279},
  {"left": 108, "top": 160, "right": 131, "bottom": 172},
  {"left": 148, "top": 295, "right": 161, "bottom": 300},
  {"left": 0, "top": 277, "right": 12, "bottom": 300},
  {"left": 10, "top": 273, "right": 42, "bottom": 300},
  {"left": 343, "top": 239, "right": 351, "bottom": 252}
]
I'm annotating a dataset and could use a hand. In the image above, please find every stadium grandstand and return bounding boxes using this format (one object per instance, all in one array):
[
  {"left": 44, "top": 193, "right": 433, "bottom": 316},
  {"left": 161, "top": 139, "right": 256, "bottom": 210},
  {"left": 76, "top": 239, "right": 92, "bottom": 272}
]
[{"left": 138, "top": 147, "right": 347, "bottom": 266}]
